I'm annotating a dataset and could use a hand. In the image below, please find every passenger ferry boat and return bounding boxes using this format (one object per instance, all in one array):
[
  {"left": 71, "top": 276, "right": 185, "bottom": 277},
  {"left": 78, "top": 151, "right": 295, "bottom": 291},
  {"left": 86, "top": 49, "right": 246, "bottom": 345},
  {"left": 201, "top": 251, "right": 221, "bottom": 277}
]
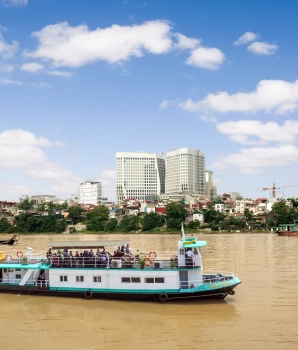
[
  {"left": 0, "top": 228, "right": 241, "bottom": 302},
  {"left": 275, "top": 220, "right": 298, "bottom": 236}
]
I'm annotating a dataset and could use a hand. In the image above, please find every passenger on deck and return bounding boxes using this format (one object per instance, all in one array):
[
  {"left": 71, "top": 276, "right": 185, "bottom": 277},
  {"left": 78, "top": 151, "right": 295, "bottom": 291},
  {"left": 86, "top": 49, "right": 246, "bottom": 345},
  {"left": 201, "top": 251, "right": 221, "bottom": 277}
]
[
  {"left": 185, "top": 248, "right": 193, "bottom": 266},
  {"left": 125, "top": 244, "right": 131, "bottom": 254},
  {"left": 46, "top": 248, "right": 52, "bottom": 258}
]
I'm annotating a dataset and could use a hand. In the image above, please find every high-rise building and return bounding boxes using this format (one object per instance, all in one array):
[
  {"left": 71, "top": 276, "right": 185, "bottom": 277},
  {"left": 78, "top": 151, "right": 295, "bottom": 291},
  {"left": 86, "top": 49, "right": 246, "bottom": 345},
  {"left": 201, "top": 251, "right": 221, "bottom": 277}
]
[
  {"left": 80, "top": 181, "right": 102, "bottom": 205},
  {"left": 116, "top": 152, "right": 165, "bottom": 203},
  {"left": 165, "top": 148, "right": 205, "bottom": 194},
  {"left": 205, "top": 170, "right": 217, "bottom": 200}
]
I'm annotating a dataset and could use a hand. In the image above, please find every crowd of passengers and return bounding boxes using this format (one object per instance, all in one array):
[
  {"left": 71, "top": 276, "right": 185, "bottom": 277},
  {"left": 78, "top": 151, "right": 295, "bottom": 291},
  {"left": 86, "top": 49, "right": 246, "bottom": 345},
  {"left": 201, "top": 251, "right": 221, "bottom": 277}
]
[{"left": 46, "top": 244, "right": 133, "bottom": 268}]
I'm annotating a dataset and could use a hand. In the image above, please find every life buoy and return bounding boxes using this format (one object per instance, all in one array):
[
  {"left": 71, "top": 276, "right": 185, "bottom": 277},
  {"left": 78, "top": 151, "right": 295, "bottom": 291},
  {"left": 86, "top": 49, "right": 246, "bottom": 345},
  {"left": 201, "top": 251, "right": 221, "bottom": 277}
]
[
  {"left": 0, "top": 251, "right": 5, "bottom": 261},
  {"left": 145, "top": 257, "right": 152, "bottom": 267},
  {"left": 17, "top": 250, "right": 23, "bottom": 258},
  {"left": 84, "top": 290, "right": 93, "bottom": 299},
  {"left": 6, "top": 254, "right": 12, "bottom": 262},
  {"left": 159, "top": 293, "right": 168, "bottom": 302},
  {"left": 149, "top": 251, "right": 157, "bottom": 259}
]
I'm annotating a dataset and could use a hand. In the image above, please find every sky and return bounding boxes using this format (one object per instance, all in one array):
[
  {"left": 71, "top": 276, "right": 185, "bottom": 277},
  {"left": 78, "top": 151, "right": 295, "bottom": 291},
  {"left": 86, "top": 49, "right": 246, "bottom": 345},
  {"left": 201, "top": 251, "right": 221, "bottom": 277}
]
[{"left": 1, "top": 0, "right": 298, "bottom": 202}]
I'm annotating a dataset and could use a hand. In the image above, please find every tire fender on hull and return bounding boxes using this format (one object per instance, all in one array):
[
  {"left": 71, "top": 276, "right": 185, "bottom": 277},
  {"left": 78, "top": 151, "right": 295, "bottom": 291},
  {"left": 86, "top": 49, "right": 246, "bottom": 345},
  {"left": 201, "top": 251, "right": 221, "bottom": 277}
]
[
  {"left": 159, "top": 293, "right": 168, "bottom": 302},
  {"left": 84, "top": 290, "right": 93, "bottom": 299}
]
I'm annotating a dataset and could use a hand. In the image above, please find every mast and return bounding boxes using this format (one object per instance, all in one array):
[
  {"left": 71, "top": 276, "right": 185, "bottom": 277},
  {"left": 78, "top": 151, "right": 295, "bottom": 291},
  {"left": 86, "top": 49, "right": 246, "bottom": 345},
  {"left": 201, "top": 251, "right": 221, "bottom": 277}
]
[{"left": 181, "top": 222, "right": 185, "bottom": 241}]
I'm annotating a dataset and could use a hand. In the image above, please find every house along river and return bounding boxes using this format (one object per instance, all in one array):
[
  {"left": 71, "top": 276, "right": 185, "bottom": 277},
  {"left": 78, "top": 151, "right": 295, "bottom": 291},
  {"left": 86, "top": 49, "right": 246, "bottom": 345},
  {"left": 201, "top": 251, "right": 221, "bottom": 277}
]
[{"left": 0, "top": 233, "right": 297, "bottom": 350}]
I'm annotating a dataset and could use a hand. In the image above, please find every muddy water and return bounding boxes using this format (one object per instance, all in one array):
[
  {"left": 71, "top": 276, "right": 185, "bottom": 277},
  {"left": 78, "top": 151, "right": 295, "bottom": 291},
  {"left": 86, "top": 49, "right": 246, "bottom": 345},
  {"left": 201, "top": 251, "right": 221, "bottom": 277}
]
[{"left": 0, "top": 233, "right": 298, "bottom": 350}]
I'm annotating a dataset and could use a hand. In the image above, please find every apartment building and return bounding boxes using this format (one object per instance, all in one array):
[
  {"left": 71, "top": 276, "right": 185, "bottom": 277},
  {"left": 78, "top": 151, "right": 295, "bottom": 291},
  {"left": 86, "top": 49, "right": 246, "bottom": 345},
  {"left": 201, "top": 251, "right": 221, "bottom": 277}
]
[
  {"left": 165, "top": 148, "right": 206, "bottom": 194},
  {"left": 205, "top": 170, "right": 217, "bottom": 200},
  {"left": 80, "top": 181, "right": 102, "bottom": 205},
  {"left": 116, "top": 151, "right": 165, "bottom": 203}
]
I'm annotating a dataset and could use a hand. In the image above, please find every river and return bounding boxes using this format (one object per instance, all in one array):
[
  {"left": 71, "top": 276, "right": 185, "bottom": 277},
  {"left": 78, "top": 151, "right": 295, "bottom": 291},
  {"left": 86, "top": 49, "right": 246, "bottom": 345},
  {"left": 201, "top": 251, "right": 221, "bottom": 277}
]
[{"left": 0, "top": 233, "right": 297, "bottom": 349}]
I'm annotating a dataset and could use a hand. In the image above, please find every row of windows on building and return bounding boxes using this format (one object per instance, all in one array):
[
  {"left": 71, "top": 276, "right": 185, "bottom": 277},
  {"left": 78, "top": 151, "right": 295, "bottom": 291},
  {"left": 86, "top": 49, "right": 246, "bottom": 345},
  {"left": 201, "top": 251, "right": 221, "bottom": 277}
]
[{"left": 58, "top": 276, "right": 165, "bottom": 284}]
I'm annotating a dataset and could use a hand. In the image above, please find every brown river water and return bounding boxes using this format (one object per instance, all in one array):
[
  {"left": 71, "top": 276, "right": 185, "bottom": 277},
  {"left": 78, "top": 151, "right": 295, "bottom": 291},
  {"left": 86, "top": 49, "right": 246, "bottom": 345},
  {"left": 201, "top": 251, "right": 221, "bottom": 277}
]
[{"left": 0, "top": 233, "right": 297, "bottom": 350}]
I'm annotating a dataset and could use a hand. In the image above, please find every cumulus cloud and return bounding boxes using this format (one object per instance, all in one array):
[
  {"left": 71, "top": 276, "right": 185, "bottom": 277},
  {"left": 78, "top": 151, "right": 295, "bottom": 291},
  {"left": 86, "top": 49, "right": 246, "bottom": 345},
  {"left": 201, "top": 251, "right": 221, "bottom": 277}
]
[
  {"left": 159, "top": 99, "right": 178, "bottom": 109},
  {"left": 247, "top": 41, "right": 278, "bottom": 55},
  {"left": 216, "top": 120, "right": 298, "bottom": 145},
  {"left": 186, "top": 47, "right": 225, "bottom": 70},
  {"left": 0, "top": 63, "right": 14, "bottom": 72},
  {"left": 1, "top": 0, "right": 28, "bottom": 6},
  {"left": 213, "top": 145, "right": 298, "bottom": 174},
  {"left": 180, "top": 79, "right": 298, "bottom": 115},
  {"left": 234, "top": 32, "right": 259, "bottom": 45},
  {"left": 201, "top": 115, "right": 217, "bottom": 123},
  {"left": 24, "top": 20, "right": 224, "bottom": 71},
  {"left": 20, "top": 62, "right": 43, "bottom": 72},
  {"left": 0, "top": 29, "right": 18, "bottom": 59},
  {"left": 30, "top": 82, "right": 52, "bottom": 89},
  {"left": 47, "top": 70, "right": 73, "bottom": 78},
  {"left": 25, "top": 21, "right": 174, "bottom": 67}
]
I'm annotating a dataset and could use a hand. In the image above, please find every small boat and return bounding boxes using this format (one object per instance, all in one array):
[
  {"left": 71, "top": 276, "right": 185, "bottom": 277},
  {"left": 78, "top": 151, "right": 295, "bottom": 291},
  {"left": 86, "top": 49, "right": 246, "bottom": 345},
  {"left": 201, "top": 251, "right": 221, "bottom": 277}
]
[
  {"left": 0, "top": 234, "right": 20, "bottom": 245},
  {"left": 276, "top": 221, "right": 298, "bottom": 236},
  {"left": 0, "top": 225, "right": 240, "bottom": 302}
]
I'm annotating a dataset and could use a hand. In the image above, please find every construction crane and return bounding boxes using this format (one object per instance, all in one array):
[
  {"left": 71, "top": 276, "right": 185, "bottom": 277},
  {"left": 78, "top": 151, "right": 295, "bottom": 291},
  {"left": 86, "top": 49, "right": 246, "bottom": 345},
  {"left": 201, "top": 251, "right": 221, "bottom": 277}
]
[{"left": 263, "top": 183, "right": 298, "bottom": 198}]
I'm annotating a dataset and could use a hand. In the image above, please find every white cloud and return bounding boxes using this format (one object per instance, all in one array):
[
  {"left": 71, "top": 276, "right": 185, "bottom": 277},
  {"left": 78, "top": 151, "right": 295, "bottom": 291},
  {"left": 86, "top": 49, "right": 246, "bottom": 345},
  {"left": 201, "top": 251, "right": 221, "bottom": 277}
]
[
  {"left": 26, "top": 20, "right": 174, "bottom": 67},
  {"left": 0, "top": 63, "right": 14, "bottom": 72},
  {"left": 216, "top": 120, "right": 298, "bottom": 145},
  {"left": 247, "top": 41, "right": 278, "bottom": 55},
  {"left": 20, "top": 62, "right": 43, "bottom": 72},
  {"left": 30, "top": 82, "right": 52, "bottom": 89},
  {"left": 0, "top": 129, "right": 80, "bottom": 195},
  {"left": 0, "top": 78, "right": 22, "bottom": 85},
  {"left": 186, "top": 47, "right": 225, "bottom": 70},
  {"left": 47, "top": 70, "right": 73, "bottom": 78},
  {"left": 25, "top": 20, "right": 223, "bottom": 71},
  {"left": 1, "top": 0, "right": 28, "bottom": 7},
  {"left": 0, "top": 29, "right": 18, "bottom": 59},
  {"left": 201, "top": 115, "right": 217, "bottom": 123},
  {"left": 214, "top": 145, "right": 298, "bottom": 174},
  {"left": 159, "top": 99, "right": 169, "bottom": 109},
  {"left": 234, "top": 32, "right": 259, "bottom": 45},
  {"left": 180, "top": 79, "right": 298, "bottom": 115},
  {"left": 173, "top": 33, "right": 200, "bottom": 50},
  {"left": 0, "top": 182, "right": 28, "bottom": 199}
]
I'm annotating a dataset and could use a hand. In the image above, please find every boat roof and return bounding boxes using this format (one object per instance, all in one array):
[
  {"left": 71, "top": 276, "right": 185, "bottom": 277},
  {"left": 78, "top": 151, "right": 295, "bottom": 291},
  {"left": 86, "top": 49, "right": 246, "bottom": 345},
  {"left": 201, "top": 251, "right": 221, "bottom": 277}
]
[
  {"left": 47, "top": 240, "right": 131, "bottom": 249},
  {"left": 181, "top": 240, "right": 207, "bottom": 248}
]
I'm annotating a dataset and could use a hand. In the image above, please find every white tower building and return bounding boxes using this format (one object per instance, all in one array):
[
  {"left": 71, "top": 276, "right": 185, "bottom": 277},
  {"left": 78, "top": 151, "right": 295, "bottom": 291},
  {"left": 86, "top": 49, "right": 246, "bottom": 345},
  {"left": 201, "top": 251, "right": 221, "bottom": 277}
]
[
  {"left": 116, "top": 152, "right": 165, "bottom": 203},
  {"left": 165, "top": 148, "right": 205, "bottom": 194},
  {"left": 80, "top": 181, "right": 102, "bottom": 205},
  {"left": 205, "top": 170, "right": 217, "bottom": 200}
]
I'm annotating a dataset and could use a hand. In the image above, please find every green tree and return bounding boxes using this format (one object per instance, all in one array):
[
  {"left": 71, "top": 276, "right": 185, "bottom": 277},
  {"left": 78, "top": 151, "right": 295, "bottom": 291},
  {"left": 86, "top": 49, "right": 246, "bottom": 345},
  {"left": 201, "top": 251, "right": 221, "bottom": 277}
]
[
  {"left": 18, "top": 199, "right": 35, "bottom": 212},
  {"left": 204, "top": 209, "right": 225, "bottom": 224},
  {"left": 68, "top": 205, "right": 84, "bottom": 224},
  {"left": 271, "top": 200, "right": 298, "bottom": 226},
  {"left": 0, "top": 217, "right": 14, "bottom": 233},
  {"left": 85, "top": 206, "right": 109, "bottom": 232},
  {"left": 166, "top": 202, "right": 187, "bottom": 229},
  {"left": 105, "top": 218, "right": 118, "bottom": 232},
  {"left": 117, "top": 216, "right": 140, "bottom": 232},
  {"left": 142, "top": 212, "right": 165, "bottom": 231},
  {"left": 187, "top": 220, "right": 201, "bottom": 230}
]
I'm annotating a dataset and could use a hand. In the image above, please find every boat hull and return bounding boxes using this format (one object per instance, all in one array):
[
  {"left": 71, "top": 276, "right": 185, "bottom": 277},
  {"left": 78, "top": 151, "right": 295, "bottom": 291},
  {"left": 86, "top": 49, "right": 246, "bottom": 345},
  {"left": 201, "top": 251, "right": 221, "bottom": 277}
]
[
  {"left": 276, "top": 231, "right": 298, "bottom": 236},
  {"left": 0, "top": 282, "right": 240, "bottom": 301}
]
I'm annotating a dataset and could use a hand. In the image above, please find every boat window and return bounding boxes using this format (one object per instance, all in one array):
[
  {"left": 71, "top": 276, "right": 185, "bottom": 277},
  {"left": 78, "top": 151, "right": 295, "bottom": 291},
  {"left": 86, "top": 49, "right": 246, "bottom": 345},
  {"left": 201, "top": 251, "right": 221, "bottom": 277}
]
[
  {"left": 15, "top": 269, "right": 21, "bottom": 271},
  {"left": 122, "top": 277, "right": 131, "bottom": 283},
  {"left": 179, "top": 249, "right": 185, "bottom": 255},
  {"left": 60, "top": 276, "right": 68, "bottom": 282},
  {"left": 93, "top": 276, "right": 101, "bottom": 283},
  {"left": 155, "top": 277, "right": 165, "bottom": 283},
  {"left": 131, "top": 277, "right": 141, "bottom": 283},
  {"left": 145, "top": 278, "right": 154, "bottom": 283},
  {"left": 76, "top": 276, "right": 84, "bottom": 282},
  {"left": 15, "top": 274, "right": 21, "bottom": 279}
]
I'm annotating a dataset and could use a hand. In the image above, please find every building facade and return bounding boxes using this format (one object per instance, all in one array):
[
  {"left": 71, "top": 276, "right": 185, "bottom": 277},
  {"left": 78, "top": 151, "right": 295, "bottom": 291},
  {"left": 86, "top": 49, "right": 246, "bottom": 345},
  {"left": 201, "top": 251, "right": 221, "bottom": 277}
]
[
  {"left": 205, "top": 170, "right": 217, "bottom": 200},
  {"left": 80, "top": 181, "right": 102, "bottom": 205},
  {"left": 165, "top": 148, "right": 206, "bottom": 194},
  {"left": 116, "top": 152, "right": 165, "bottom": 203}
]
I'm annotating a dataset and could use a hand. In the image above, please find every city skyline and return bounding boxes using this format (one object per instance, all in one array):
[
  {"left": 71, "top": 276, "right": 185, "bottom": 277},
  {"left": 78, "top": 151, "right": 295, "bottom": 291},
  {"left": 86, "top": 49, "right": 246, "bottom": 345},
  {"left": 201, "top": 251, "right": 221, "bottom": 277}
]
[{"left": 1, "top": 1, "right": 298, "bottom": 202}]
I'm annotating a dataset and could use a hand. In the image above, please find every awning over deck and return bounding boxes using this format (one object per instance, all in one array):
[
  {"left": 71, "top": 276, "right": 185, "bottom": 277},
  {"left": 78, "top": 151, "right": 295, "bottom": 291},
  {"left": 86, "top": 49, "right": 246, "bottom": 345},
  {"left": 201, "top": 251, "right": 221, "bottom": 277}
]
[
  {"left": 0, "top": 263, "right": 49, "bottom": 269},
  {"left": 47, "top": 240, "right": 131, "bottom": 249}
]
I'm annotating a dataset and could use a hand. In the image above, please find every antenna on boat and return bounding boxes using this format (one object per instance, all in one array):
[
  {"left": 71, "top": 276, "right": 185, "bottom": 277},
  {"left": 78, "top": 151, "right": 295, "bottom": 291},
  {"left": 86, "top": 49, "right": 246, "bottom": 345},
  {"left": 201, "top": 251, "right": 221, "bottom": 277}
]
[
  {"left": 234, "top": 244, "right": 237, "bottom": 274},
  {"left": 181, "top": 222, "right": 185, "bottom": 241}
]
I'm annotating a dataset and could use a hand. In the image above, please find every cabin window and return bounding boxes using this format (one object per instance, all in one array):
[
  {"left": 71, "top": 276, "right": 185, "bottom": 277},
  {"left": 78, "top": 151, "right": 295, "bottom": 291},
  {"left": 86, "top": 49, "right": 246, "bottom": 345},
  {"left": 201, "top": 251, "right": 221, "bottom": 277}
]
[
  {"left": 76, "top": 276, "right": 84, "bottom": 282},
  {"left": 60, "top": 276, "right": 68, "bottom": 282},
  {"left": 131, "top": 277, "right": 141, "bottom": 283},
  {"left": 15, "top": 274, "right": 21, "bottom": 279},
  {"left": 15, "top": 269, "right": 21, "bottom": 271},
  {"left": 155, "top": 277, "right": 165, "bottom": 283},
  {"left": 179, "top": 249, "right": 185, "bottom": 255},
  {"left": 93, "top": 276, "right": 101, "bottom": 283},
  {"left": 145, "top": 278, "right": 154, "bottom": 283},
  {"left": 122, "top": 277, "right": 131, "bottom": 283}
]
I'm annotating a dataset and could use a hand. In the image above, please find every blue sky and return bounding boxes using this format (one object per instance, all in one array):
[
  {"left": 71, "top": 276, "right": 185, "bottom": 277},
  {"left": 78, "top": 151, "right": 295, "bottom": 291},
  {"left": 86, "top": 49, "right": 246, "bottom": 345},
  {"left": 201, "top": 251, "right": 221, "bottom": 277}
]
[{"left": 1, "top": 0, "right": 298, "bottom": 202}]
